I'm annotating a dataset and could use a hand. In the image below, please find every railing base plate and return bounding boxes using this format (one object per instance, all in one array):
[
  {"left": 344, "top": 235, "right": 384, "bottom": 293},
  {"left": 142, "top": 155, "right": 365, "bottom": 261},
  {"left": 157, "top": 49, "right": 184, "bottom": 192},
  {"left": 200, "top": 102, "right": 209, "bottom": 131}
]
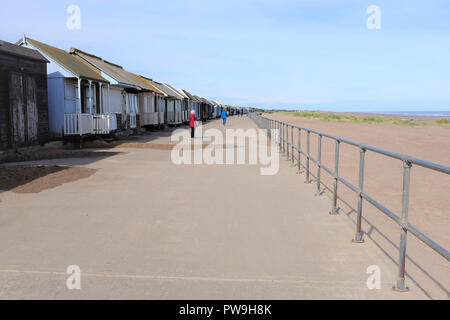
[{"left": 392, "top": 282, "right": 409, "bottom": 292}]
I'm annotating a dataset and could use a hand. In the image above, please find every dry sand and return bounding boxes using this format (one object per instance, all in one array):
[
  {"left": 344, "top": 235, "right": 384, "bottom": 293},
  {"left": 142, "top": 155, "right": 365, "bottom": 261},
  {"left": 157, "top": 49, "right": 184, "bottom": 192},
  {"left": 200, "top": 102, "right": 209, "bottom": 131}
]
[
  {"left": 265, "top": 112, "right": 450, "bottom": 299},
  {"left": 333, "top": 111, "right": 449, "bottom": 122}
]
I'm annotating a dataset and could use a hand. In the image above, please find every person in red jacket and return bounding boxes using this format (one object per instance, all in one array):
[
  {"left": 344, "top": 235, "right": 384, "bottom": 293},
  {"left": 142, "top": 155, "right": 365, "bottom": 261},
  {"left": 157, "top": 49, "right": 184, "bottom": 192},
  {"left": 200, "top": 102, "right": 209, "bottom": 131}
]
[{"left": 189, "top": 109, "right": 197, "bottom": 138}]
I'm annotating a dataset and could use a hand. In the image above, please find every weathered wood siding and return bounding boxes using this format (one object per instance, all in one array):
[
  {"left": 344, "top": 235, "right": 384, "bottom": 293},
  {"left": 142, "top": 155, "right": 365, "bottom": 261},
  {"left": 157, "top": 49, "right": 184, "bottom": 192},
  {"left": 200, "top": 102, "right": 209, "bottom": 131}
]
[{"left": 0, "top": 52, "right": 48, "bottom": 150}]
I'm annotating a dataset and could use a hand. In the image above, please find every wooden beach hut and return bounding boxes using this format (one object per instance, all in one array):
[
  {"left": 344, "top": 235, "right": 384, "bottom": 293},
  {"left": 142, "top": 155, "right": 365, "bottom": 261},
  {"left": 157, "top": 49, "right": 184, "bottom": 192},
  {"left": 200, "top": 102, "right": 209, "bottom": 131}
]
[
  {"left": 131, "top": 74, "right": 167, "bottom": 127},
  {"left": 174, "top": 88, "right": 191, "bottom": 124},
  {"left": 193, "top": 95, "right": 204, "bottom": 121},
  {"left": 162, "top": 83, "right": 184, "bottom": 126},
  {"left": 17, "top": 36, "right": 112, "bottom": 139},
  {"left": 161, "top": 83, "right": 189, "bottom": 124},
  {"left": 146, "top": 78, "right": 167, "bottom": 126},
  {"left": 151, "top": 81, "right": 182, "bottom": 126},
  {"left": 180, "top": 89, "right": 194, "bottom": 114},
  {"left": 211, "top": 100, "right": 222, "bottom": 118},
  {"left": 201, "top": 98, "right": 214, "bottom": 119},
  {"left": 0, "top": 40, "right": 49, "bottom": 150},
  {"left": 185, "top": 93, "right": 202, "bottom": 119},
  {"left": 193, "top": 95, "right": 207, "bottom": 121},
  {"left": 130, "top": 76, "right": 168, "bottom": 127}
]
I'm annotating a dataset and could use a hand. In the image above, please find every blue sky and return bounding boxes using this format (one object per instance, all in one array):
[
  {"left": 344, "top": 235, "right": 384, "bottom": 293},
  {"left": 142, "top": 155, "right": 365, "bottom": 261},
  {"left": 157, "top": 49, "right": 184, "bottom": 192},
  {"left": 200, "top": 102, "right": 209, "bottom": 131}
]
[{"left": 1, "top": 0, "right": 450, "bottom": 111}]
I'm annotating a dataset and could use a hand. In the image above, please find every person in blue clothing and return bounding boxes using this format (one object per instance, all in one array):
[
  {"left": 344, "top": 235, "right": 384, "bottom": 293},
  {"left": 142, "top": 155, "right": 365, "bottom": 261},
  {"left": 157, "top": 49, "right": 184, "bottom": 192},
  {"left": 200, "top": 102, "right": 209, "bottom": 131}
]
[{"left": 221, "top": 109, "right": 227, "bottom": 126}]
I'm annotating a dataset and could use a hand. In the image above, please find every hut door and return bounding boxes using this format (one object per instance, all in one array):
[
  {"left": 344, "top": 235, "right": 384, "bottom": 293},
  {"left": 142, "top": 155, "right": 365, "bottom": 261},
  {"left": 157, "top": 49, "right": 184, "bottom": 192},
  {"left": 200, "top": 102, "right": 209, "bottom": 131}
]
[
  {"left": 25, "top": 76, "right": 38, "bottom": 142},
  {"left": 64, "top": 82, "right": 77, "bottom": 113},
  {"left": 8, "top": 72, "right": 38, "bottom": 146}
]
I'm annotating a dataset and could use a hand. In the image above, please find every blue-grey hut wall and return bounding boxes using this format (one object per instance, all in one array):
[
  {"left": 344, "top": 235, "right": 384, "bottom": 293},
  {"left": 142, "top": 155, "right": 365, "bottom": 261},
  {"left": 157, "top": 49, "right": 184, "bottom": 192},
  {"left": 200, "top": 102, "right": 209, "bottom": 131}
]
[{"left": 46, "top": 76, "right": 65, "bottom": 137}]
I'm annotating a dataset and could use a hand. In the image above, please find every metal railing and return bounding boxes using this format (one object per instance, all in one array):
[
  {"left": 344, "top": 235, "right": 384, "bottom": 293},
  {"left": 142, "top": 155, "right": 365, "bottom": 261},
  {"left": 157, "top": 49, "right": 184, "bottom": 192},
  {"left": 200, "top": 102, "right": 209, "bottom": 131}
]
[
  {"left": 249, "top": 112, "right": 450, "bottom": 292},
  {"left": 64, "top": 113, "right": 93, "bottom": 136}
]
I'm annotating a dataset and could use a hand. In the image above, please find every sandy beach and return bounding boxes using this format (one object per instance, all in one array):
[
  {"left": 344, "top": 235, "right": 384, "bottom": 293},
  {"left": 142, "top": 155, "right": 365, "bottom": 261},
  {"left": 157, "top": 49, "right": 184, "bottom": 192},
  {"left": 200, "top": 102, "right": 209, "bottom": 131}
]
[
  {"left": 265, "top": 112, "right": 450, "bottom": 299},
  {"left": 330, "top": 111, "right": 450, "bottom": 122}
]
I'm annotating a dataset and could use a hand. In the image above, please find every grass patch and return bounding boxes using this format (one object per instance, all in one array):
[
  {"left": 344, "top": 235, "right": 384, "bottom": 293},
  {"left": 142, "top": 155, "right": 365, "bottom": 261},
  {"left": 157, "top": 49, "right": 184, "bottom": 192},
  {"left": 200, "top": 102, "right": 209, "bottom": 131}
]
[
  {"left": 279, "top": 111, "right": 427, "bottom": 126},
  {"left": 435, "top": 118, "right": 450, "bottom": 124}
]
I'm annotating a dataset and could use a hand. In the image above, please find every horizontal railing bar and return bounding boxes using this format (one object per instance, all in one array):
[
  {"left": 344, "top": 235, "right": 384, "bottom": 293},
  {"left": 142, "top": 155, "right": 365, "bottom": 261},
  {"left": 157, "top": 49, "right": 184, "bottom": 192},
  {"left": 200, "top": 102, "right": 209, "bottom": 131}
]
[
  {"left": 362, "top": 192, "right": 402, "bottom": 225},
  {"left": 337, "top": 176, "right": 360, "bottom": 194},
  {"left": 289, "top": 144, "right": 404, "bottom": 227},
  {"left": 274, "top": 120, "right": 450, "bottom": 174},
  {"left": 406, "top": 223, "right": 450, "bottom": 261}
]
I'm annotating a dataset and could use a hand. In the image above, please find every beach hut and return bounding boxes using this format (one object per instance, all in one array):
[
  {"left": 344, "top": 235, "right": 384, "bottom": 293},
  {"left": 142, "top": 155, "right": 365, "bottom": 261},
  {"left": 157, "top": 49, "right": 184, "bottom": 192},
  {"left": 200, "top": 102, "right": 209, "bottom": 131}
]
[
  {"left": 17, "top": 36, "right": 112, "bottom": 139},
  {"left": 204, "top": 98, "right": 215, "bottom": 119},
  {"left": 177, "top": 89, "right": 191, "bottom": 123},
  {"left": 0, "top": 40, "right": 49, "bottom": 150},
  {"left": 146, "top": 79, "right": 167, "bottom": 126},
  {"left": 69, "top": 48, "right": 157, "bottom": 132},
  {"left": 162, "top": 83, "right": 184, "bottom": 125},
  {"left": 211, "top": 100, "right": 222, "bottom": 118},
  {"left": 174, "top": 88, "right": 190, "bottom": 124},
  {"left": 194, "top": 96, "right": 207, "bottom": 121},
  {"left": 189, "top": 94, "right": 202, "bottom": 120},
  {"left": 224, "top": 105, "right": 231, "bottom": 116},
  {"left": 198, "top": 98, "right": 210, "bottom": 120},
  {"left": 160, "top": 83, "right": 188, "bottom": 124},
  {"left": 161, "top": 83, "right": 187, "bottom": 124},
  {"left": 180, "top": 89, "right": 194, "bottom": 112},
  {"left": 131, "top": 74, "right": 166, "bottom": 127},
  {"left": 151, "top": 81, "right": 182, "bottom": 126}
]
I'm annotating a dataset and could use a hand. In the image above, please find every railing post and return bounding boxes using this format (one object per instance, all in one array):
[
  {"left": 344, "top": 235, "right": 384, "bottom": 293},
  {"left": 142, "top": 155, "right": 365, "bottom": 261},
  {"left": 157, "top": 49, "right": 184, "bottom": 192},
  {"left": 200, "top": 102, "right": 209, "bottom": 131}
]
[
  {"left": 305, "top": 130, "right": 311, "bottom": 184},
  {"left": 394, "top": 160, "right": 412, "bottom": 292},
  {"left": 273, "top": 120, "right": 276, "bottom": 141},
  {"left": 316, "top": 134, "right": 322, "bottom": 196},
  {"left": 286, "top": 124, "right": 290, "bottom": 159},
  {"left": 286, "top": 124, "right": 289, "bottom": 159},
  {"left": 279, "top": 122, "right": 282, "bottom": 150},
  {"left": 297, "top": 128, "right": 301, "bottom": 174},
  {"left": 330, "top": 140, "right": 340, "bottom": 215},
  {"left": 291, "top": 125, "right": 294, "bottom": 165},
  {"left": 271, "top": 119, "right": 274, "bottom": 139},
  {"left": 284, "top": 123, "right": 287, "bottom": 156},
  {"left": 353, "top": 148, "right": 366, "bottom": 243}
]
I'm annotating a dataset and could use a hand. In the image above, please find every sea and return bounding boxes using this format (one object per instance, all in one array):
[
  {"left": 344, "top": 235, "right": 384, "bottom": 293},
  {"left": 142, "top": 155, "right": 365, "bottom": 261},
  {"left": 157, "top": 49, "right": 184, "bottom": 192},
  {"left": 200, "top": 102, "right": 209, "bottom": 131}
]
[{"left": 371, "top": 110, "right": 450, "bottom": 117}]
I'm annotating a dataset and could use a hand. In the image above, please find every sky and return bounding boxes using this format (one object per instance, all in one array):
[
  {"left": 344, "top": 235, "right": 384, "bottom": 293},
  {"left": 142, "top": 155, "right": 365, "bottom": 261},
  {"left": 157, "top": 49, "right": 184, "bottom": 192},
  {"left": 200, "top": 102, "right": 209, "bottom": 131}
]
[{"left": 1, "top": 0, "right": 450, "bottom": 112}]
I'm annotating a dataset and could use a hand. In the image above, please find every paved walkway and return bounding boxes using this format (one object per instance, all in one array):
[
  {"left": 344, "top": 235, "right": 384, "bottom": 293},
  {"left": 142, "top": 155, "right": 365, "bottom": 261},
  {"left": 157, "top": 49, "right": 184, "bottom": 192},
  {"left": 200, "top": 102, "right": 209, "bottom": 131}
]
[{"left": 0, "top": 116, "right": 424, "bottom": 299}]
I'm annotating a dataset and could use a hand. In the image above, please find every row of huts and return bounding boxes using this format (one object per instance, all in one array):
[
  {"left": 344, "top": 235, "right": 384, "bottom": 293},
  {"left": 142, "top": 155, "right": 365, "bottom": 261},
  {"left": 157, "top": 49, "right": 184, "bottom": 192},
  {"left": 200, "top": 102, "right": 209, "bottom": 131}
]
[{"left": 0, "top": 36, "right": 248, "bottom": 150}]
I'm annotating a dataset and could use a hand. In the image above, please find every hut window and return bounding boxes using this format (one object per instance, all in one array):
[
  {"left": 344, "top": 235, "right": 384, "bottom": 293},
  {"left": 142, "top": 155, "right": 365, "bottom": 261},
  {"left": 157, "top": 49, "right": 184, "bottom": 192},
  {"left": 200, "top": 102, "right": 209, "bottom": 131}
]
[{"left": 126, "top": 93, "right": 138, "bottom": 114}]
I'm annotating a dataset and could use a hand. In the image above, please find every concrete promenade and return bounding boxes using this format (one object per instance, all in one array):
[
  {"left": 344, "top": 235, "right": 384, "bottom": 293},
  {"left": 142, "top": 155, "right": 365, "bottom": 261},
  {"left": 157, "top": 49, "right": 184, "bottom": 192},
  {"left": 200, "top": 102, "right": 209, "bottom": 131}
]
[{"left": 0, "top": 116, "right": 424, "bottom": 299}]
